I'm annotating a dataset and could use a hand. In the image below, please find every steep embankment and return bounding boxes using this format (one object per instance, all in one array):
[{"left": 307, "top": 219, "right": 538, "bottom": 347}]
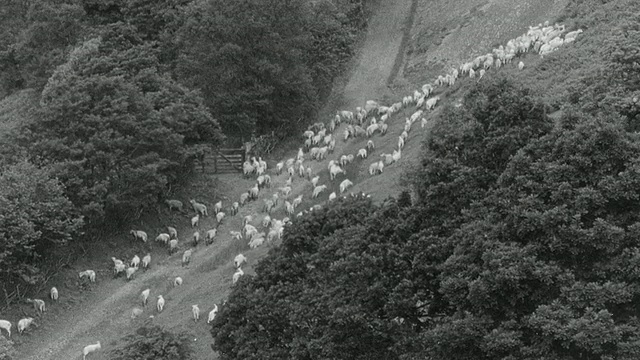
[{"left": 13, "top": 0, "right": 416, "bottom": 359}]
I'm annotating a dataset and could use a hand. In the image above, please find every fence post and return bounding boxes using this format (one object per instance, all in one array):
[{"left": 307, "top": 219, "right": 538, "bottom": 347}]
[{"left": 213, "top": 149, "right": 218, "bottom": 174}]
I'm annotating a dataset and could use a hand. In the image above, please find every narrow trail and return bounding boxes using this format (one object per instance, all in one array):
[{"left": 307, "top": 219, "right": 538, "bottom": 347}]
[{"left": 14, "top": 0, "right": 416, "bottom": 359}]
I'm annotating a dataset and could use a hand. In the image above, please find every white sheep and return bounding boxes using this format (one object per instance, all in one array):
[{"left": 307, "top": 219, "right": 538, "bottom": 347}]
[
  {"left": 249, "top": 235, "right": 265, "bottom": 249},
  {"left": 174, "top": 277, "right": 183, "bottom": 287},
  {"left": 272, "top": 193, "right": 279, "bottom": 206},
  {"left": 168, "top": 227, "right": 178, "bottom": 239},
  {"left": 234, "top": 254, "right": 247, "bottom": 268},
  {"left": 192, "top": 305, "right": 200, "bottom": 322},
  {"left": 401, "top": 130, "right": 408, "bottom": 142},
  {"left": 249, "top": 184, "right": 260, "bottom": 200},
  {"left": 243, "top": 161, "right": 255, "bottom": 176},
  {"left": 330, "top": 164, "right": 345, "bottom": 180},
  {"left": 239, "top": 192, "right": 249, "bottom": 206},
  {"left": 285, "top": 201, "right": 295, "bottom": 216},
  {"left": 230, "top": 201, "right": 239, "bottom": 216},
  {"left": 207, "top": 304, "right": 219, "bottom": 324},
  {"left": 190, "top": 199, "right": 208, "bottom": 216},
  {"left": 82, "top": 341, "right": 101, "bottom": 360},
  {"left": 205, "top": 229, "right": 217, "bottom": 245},
  {"left": 366, "top": 123, "right": 378, "bottom": 137},
  {"left": 262, "top": 215, "right": 272, "bottom": 228},
  {"left": 329, "top": 192, "right": 337, "bottom": 201},
  {"left": 381, "top": 153, "right": 394, "bottom": 165},
  {"left": 339, "top": 179, "right": 353, "bottom": 193},
  {"left": 130, "top": 230, "right": 148, "bottom": 243},
  {"left": 311, "top": 176, "right": 320, "bottom": 187},
  {"left": 421, "top": 117, "right": 428, "bottom": 128},
  {"left": 233, "top": 268, "right": 244, "bottom": 284},
  {"left": 339, "top": 155, "right": 349, "bottom": 166},
  {"left": 155, "top": 233, "right": 170, "bottom": 244},
  {"left": 191, "top": 214, "right": 200, "bottom": 228},
  {"left": 392, "top": 149, "right": 402, "bottom": 163},
  {"left": 111, "top": 257, "right": 124, "bottom": 267},
  {"left": 398, "top": 136, "right": 405, "bottom": 150},
  {"left": 165, "top": 199, "right": 183, "bottom": 212},
  {"left": 357, "top": 148, "right": 368, "bottom": 159},
  {"left": 131, "top": 255, "right": 140, "bottom": 268},
  {"left": 141, "top": 288, "right": 150, "bottom": 306},
  {"left": 230, "top": 230, "right": 243, "bottom": 241},
  {"left": 114, "top": 262, "right": 126, "bottom": 277},
  {"left": 142, "top": 253, "right": 151, "bottom": 269},
  {"left": 126, "top": 267, "right": 137, "bottom": 280},
  {"left": 367, "top": 140, "right": 375, "bottom": 152},
  {"left": 216, "top": 211, "right": 225, "bottom": 224},
  {"left": 79, "top": 270, "right": 96, "bottom": 283},
  {"left": 182, "top": 249, "right": 193, "bottom": 267},
  {"left": 276, "top": 162, "right": 284, "bottom": 175},
  {"left": 157, "top": 295, "right": 165, "bottom": 312},
  {"left": 50, "top": 287, "right": 58, "bottom": 301},
  {"left": 368, "top": 161, "right": 384, "bottom": 175},
  {"left": 169, "top": 239, "right": 178, "bottom": 254},
  {"left": 426, "top": 96, "right": 439, "bottom": 110},
  {"left": 0, "top": 320, "right": 11, "bottom": 337},
  {"left": 312, "top": 185, "right": 328, "bottom": 199},
  {"left": 27, "top": 298, "right": 46, "bottom": 313},
  {"left": 293, "top": 194, "right": 303, "bottom": 208},
  {"left": 263, "top": 199, "right": 275, "bottom": 214},
  {"left": 379, "top": 123, "right": 388, "bottom": 135},
  {"left": 131, "top": 307, "right": 143, "bottom": 319},
  {"left": 18, "top": 317, "right": 33, "bottom": 334}
]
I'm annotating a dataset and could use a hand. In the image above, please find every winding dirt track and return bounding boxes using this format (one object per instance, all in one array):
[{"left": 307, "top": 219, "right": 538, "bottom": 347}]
[{"left": 16, "top": 0, "right": 415, "bottom": 359}]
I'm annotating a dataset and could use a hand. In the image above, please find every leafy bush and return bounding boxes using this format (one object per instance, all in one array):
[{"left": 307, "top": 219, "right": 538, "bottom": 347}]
[{"left": 109, "top": 326, "right": 194, "bottom": 360}]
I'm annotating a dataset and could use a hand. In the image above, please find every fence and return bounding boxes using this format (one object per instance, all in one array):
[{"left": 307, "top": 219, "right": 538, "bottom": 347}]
[{"left": 211, "top": 148, "right": 246, "bottom": 173}]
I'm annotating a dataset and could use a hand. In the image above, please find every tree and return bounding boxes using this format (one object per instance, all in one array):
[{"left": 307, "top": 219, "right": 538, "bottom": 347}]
[
  {"left": 27, "top": 23, "right": 223, "bottom": 225},
  {"left": 109, "top": 326, "right": 195, "bottom": 360}
]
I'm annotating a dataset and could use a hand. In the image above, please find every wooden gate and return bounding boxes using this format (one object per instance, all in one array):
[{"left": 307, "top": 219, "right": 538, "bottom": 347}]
[{"left": 212, "top": 148, "right": 246, "bottom": 173}]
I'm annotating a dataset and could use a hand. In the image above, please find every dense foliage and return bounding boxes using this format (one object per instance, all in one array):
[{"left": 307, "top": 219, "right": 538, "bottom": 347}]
[
  {"left": 109, "top": 326, "right": 195, "bottom": 360},
  {"left": 211, "top": 75, "right": 640, "bottom": 359}
]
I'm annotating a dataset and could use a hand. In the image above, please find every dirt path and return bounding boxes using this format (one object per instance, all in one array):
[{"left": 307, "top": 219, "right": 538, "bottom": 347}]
[{"left": 14, "top": 0, "right": 416, "bottom": 359}]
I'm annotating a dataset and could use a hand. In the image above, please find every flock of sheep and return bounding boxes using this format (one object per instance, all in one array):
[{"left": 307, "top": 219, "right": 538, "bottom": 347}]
[{"left": 0, "top": 20, "right": 581, "bottom": 359}]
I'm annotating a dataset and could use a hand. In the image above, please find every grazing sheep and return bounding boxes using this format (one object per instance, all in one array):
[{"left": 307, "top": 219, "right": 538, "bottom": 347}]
[
  {"left": 165, "top": 199, "right": 183, "bottom": 212},
  {"left": 339, "top": 179, "right": 353, "bottom": 194},
  {"left": 130, "top": 230, "right": 148, "bottom": 243},
  {"left": 244, "top": 224, "right": 259, "bottom": 240},
  {"left": 263, "top": 199, "right": 275, "bottom": 214},
  {"left": 182, "top": 249, "right": 193, "bottom": 267},
  {"left": 50, "top": 287, "right": 58, "bottom": 301},
  {"left": 174, "top": 277, "right": 183, "bottom": 287},
  {"left": 478, "top": 69, "right": 486, "bottom": 80},
  {"left": 191, "top": 214, "right": 200, "bottom": 228},
  {"left": 379, "top": 123, "right": 388, "bottom": 135},
  {"left": 249, "top": 235, "right": 264, "bottom": 249},
  {"left": 0, "top": 320, "right": 11, "bottom": 337},
  {"left": 285, "top": 201, "right": 295, "bottom": 216},
  {"left": 233, "top": 268, "right": 244, "bottom": 284},
  {"left": 421, "top": 117, "right": 428, "bottom": 128},
  {"left": 312, "top": 185, "right": 328, "bottom": 198},
  {"left": 141, "top": 289, "right": 150, "bottom": 306},
  {"left": 357, "top": 148, "right": 368, "bottom": 159},
  {"left": 131, "top": 255, "right": 140, "bottom": 268},
  {"left": 142, "top": 253, "right": 151, "bottom": 269},
  {"left": 392, "top": 149, "right": 402, "bottom": 163},
  {"left": 293, "top": 195, "right": 303, "bottom": 208},
  {"left": 354, "top": 125, "right": 366, "bottom": 137},
  {"left": 366, "top": 123, "right": 378, "bottom": 137},
  {"left": 249, "top": 184, "right": 260, "bottom": 200},
  {"left": 168, "top": 227, "right": 178, "bottom": 239},
  {"left": 329, "top": 192, "right": 337, "bottom": 201},
  {"left": 243, "top": 161, "right": 255, "bottom": 177},
  {"left": 243, "top": 215, "right": 253, "bottom": 227},
  {"left": 230, "top": 202, "right": 239, "bottom": 216},
  {"left": 230, "top": 231, "right": 243, "bottom": 241},
  {"left": 205, "top": 229, "right": 217, "bottom": 245},
  {"left": 426, "top": 96, "right": 439, "bottom": 110},
  {"left": 192, "top": 305, "right": 200, "bottom": 322},
  {"left": 207, "top": 304, "right": 219, "bottom": 324},
  {"left": 111, "top": 257, "right": 124, "bottom": 267},
  {"left": 189, "top": 199, "right": 208, "bottom": 216},
  {"left": 82, "top": 341, "right": 101, "bottom": 360},
  {"left": 381, "top": 153, "right": 395, "bottom": 165},
  {"left": 276, "top": 162, "right": 284, "bottom": 175},
  {"left": 279, "top": 186, "right": 292, "bottom": 197},
  {"left": 398, "top": 136, "right": 405, "bottom": 150},
  {"left": 114, "top": 262, "right": 126, "bottom": 277},
  {"left": 401, "top": 130, "right": 408, "bottom": 142},
  {"left": 234, "top": 254, "right": 247, "bottom": 268},
  {"left": 155, "top": 233, "right": 170, "bottom": 244},
  {"left": 367, "top": 140, "right": 375, "bottom": 152},
  {"left": 192, "top": 231, "right": 200, "bottom": 246},
  {"left": 339, "top": 155, "right": 349, "bottom": 166},
  {"left": 126, "top": 267, "right": 137, "bottom": 280},
  {"left": 311, "top": 176, "right": 320, "bottom": 187},
  {"left": 368, "top": 161, "right": 383, "bottom": 175},
  {"left": 79, "top": 270, "right": 96, "bottom": 283},
  {"left": 157, "top": 295, "right": 165, "bottom": 312},
  {"left": 518, "top": 61, "right": 525, "bottom": 70},
  {"left": 131, "top": 307, "right": 143, "bottom": 319},
  {"left": 239, "top": 193, "right": 249, "bottom": 206},
  {"left": 168, "top": 239, "right": 178, "bottom": 254},
  {"left": 27, "top": 298, "right": 45, "bottom": 313},
  {"left": 18, "top": 317, "right": 34, "bottom": 334},
  {"left": 262, "top": 215, "right": 272, "bottom": 228},
  {"left": 216, "top": 211, "right": 225, "bottom": 224}
]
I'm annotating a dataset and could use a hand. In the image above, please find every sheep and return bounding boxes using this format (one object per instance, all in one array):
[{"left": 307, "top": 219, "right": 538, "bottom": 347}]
[
  {"left": 111, "top": 257, "right": 124, "bottom": 267},
  {"left": 82, "top": 341, "right": 101, "bottom": 360},
  {"left": 182, "top": 249, "right": 193, "bottom": 267},
  {"left": 249, "top": 184, "right": 260, "bottom": 200},
  {"left": 131, "top": 307, "right": 143, "bottom": 319},
  {"left": 303, "top": 130, "right": 315, "bottom": 139},
  {"left": 367, "top": 140, "right": 375, "bottom": 152},
  {"left": 169, "top": 239, "right": 178, "bottom": 254},
  {"left": 421, "top": 117, "right": 428, "bottom": 128},
  {"left": 142, "top": 253, "right": 151, "bottom": 269},
  {"left": 230, "top": 231, "right": 243, "bottom": 241},
  {"left": 208, "top": 304, "right": 219, "bottom": 324},
  {"left": 234, "top": 254, "right": 247, "bottom": 268},
  {"left": 50, "top": 287, "right": 58, "bottom": 301},
  {"left": 398, "top": 136, "right": 405, "bottom": 150},
  {"left": 141, "top": 289, "right": 150, "bottom": 306},
  {"left": 131, "top": 255, "right": 140, "bottom": 268},
  {"left": 280, "top": 186, "right": 292, "bottom": 197},
  {"left": 272, "top": 193, "right": 279, "bottom": 206},
  {"left": 155, "top": 233, "right": 170, "bottom": 244},
  {"left": 401, "top": 130, "right": 408, "bottom": 142},
  {"left": 379, "top": 123, "right": 388, "bottom": 135},
  {"left": 130, "top": 230, "right": 148, "bottom": 243},
  {"left": 262, "top": 215, "right": 272, "bottom": 228},
  {"left": 263, "top": 174, "right": 272, "bottom": 188},
  {"left": 357, "top": 148, "right": 368, "bottom": 159},
  {"left": 168, "top": 227, "right": 178, "bottom": 239},
  {"left": 114, "top": 262, "right": 126, "bottom": 277},
  {"left": 366, "top": 123, "right": 378, "bottom": 137},
  {"left": 243, "top": 215, "right": 253, "bottom": 227},
  {"left": 192, "top": 305, "right": 200, "bottom": 322},
  {"left": 239, "top": 192, "right": 249, "bottom": 206},
  {"left": 26, "top": 298, "right": 46, "bottom": 313},
  {"left": 478, "top": 69, "right": 485, "bottom": 80},
  {"left": 216, "top": 211, "right": 226, "bottom": 225},
  {"left": 0, "top": 320, "right": 11, "bottom": 337},
  {"left": 126, "top": 267, "right": 137, "bottom": 280},
  {"left": 368, "top": 161, "right": 383, "bottom": 175},
  {"left": 330, "top": 164, "right": 345, "bottom": 181},
  {"left": 213, "top": 201, "right": 222, "bottom": 215},
  {"left": 174, "top": 277, "right": 183, "bottom": 287},
  {"left": 17, "top": 317, "right": 33, "bottom": 334},
  {"left": 276, "top": 162, "right": 284, "bottom": 175},
  {"left": 263, "top": 199, "right": 275, "bottom": 214},
  {"left": 328, "top": 139, "right": 336, "bottom": 153},
  {"left": 157, "top": 295, "right": 165, "bottom": 312},
  {"left": 286, "top": 158, "right": 295, "bottom": 168},
  {"left": 392, "top": 149, "right": 402, "bottom": 163},
  {"left": 425, "top": 96, "right": 439, "bottom": 110},
  {"left": 339, "top": 155, "right": 349, "bottom": 166},
  {"left": 243, "top": 161, "right": 255, "bottom": 177},
  {"left": 564, "top": 29, "right": 583, "bottom": 43},
  {"left": 354, "top": 125, "right": 366, "bottom": 137},
  {"left": 192, "top": 231, "right": 200, "bottom": 246},
  {"left": 317, "top": 147, "right": 329, "bottom": 160},
  {"left": 312, "top": 185, "right": 328, "bottom": 199},
  {"left": 164, "top": 199, "right": 183, "bottom": 212},
  {"left": 339, "top": 179, "right": 353, "bottom": 193},
  {"left": 79, "top": 270, "right": 96, "bottom": 283},
  {"left": 249, "top": 235, "right": 264, "bottom": 249},
  {"left": 230, "top": 201, "right": 239, "bottom": 216},
  {"left": 191, "top": 214, "right": 200, "bottom": 228},
  {"left": 293, "top": 195, "right": 303, "bottom": 208},
  {"left": 233, "top": 268, "right": 244, "bottom": 284},
  {"left": 343, "top": 129, "right": 350, "bottom": 141},
  {"left": 329, "top": 192, "right": 337, "bottom": 201},
  {"left": 189, "top": 199, "right": 208, "bottom": 216},
  {"left": 205, "top": 229, "right": 217, "bottom": 245},
  {"left": 469, "top": 68, "right": 476, "bottom": 78},
  {"left": 285, "top": 201, "right": 295, "bottom": 216},
  {"left": 311, "top": 176, "right": 320, "bottom": 188},
  {"left": 381, "top": 153, "right": 394, "bottom": 165}
]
